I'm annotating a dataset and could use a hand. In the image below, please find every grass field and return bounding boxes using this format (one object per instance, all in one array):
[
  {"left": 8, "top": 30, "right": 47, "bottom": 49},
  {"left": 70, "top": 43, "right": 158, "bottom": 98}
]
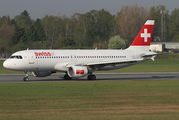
[
  {"left": 1, "top": 59, "right": 179, "bottom": 74},
  {"left": 0, "top": 81, "right": 179, "bottom": 120},
  {"left": 1, "top": 59, "right": 179, "bottom": 119}
]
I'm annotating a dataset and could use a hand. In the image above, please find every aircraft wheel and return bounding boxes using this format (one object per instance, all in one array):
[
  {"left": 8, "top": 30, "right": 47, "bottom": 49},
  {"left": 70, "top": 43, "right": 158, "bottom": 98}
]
[
  {"left": 88, "top": 75, "right": 96, "bottom": 80},
  {"left": 64, "top": 74, "right": 72, "bottom": 80},
  {"left": 91, "top": 75, "right": 96, "bottom": 80},
  {"left": 23, "top": 77, "right": 29, "bottom": 81}
]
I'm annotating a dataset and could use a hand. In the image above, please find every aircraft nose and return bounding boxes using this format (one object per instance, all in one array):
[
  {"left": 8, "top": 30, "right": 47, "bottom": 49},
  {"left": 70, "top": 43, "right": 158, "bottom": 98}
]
[{"left": 3, "top": 60, "right": 10, "bottom": 69}]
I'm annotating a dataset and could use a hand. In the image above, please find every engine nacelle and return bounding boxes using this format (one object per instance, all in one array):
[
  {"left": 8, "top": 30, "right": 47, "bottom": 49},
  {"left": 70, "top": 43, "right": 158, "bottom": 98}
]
[
  {"left": 67, "top": 66, "right": 88, "bottom": 77},
  {"left": 32, "top": 71, "right": 55, "bottom": 77}
]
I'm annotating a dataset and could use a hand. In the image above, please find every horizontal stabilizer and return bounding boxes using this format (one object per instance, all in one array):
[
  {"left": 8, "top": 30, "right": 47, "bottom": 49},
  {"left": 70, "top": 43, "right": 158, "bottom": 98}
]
[{"left": 141, "top": 52, "right": 168, "bottom": 61}]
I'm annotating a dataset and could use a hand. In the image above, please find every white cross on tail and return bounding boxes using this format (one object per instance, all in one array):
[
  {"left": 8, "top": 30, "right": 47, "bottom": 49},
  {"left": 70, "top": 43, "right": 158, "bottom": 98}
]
[{"left": 141, "top": 29, "right": 150, "bottom": 42}]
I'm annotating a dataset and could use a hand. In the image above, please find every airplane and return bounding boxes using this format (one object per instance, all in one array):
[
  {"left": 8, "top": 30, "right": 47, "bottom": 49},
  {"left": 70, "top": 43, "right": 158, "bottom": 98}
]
[{"left": 3, "top": 20, "right": 157, "bottom": 81}]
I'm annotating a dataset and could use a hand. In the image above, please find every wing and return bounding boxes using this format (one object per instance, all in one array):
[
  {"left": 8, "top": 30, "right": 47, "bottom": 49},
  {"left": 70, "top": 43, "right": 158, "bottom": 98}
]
[
  {"left": 86, "top": 59, "right": 141, "bottom": 66},
  {"left": 66, "top": 59, "right": 143, "bottom": 71}
]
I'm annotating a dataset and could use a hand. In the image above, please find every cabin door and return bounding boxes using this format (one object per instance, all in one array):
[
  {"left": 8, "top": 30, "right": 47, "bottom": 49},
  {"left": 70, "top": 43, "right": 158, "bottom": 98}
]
[{"left": 28, "top": 52, "right": 35, "bottom": 64}]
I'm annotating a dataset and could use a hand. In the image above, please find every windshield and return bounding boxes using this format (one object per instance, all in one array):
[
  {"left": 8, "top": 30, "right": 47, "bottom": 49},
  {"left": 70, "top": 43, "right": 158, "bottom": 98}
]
[{"left": 9, "top": 55, "right": 23, "bottom": 59}]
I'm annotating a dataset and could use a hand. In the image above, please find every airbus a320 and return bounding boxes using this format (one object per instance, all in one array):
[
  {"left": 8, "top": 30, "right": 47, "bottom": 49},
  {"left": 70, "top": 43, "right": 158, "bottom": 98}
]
[{"left": 3, "top": 20, "right": 157, "bottom": 81}]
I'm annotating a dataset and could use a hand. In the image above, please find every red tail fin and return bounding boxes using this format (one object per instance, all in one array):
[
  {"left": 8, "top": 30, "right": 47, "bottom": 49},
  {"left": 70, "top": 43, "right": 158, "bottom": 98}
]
[{"left": 128, "top": 20, "right": 155, "bottom": 51}]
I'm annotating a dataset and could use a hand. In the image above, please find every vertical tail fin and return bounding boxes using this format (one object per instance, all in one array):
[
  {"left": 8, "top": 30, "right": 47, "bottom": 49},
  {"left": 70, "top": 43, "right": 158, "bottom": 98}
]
[{"left": 128, "top": 20, "right": 155, "bottom": 51}]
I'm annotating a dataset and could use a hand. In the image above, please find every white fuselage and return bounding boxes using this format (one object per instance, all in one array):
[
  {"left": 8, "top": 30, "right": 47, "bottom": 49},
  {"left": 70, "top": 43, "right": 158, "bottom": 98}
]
[{"left": 3, "top": 49, "right": 148, "bottom": 72}]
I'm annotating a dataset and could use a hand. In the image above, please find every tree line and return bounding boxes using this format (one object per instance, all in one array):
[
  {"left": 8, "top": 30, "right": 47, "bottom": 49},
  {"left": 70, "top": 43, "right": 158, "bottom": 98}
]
[{"left": 0, "top": 4, "right": 179, "bottom": 57}]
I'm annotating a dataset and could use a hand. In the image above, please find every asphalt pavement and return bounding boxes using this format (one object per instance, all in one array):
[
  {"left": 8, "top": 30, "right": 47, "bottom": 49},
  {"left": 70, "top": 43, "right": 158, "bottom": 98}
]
[{"left": 0, "top": 73, "right": 179, "bottom": 83}]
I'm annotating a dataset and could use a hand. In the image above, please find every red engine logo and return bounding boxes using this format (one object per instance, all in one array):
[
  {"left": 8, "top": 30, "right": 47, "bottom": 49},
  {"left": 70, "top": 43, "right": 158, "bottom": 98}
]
[{"left": 76, "top": 70, "right": 84, "bottom": 74}]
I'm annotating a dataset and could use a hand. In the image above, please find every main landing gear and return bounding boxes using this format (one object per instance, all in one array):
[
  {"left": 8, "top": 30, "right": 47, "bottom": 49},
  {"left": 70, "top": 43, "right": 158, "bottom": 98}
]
[
  {"left": 87, "top": 74, "right": 96, "bottom": 80},
  {"left": 63, "top": 73, "right": 96, "bottom": 80},
  {"left": 64, "top": 73, "right": 72, "bottom": 80},
  {"left": 23, "top": 71, "right": 29, "bottom": 81}
]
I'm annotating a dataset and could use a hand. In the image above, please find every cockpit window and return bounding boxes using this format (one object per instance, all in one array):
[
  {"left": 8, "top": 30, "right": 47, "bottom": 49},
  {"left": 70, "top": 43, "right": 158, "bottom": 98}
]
[
  {"left": 19, "top": 56, "right": 23, "bottom": 59},
  {"left": 9, "top": 55, "right": 23, "bottom": 59}
]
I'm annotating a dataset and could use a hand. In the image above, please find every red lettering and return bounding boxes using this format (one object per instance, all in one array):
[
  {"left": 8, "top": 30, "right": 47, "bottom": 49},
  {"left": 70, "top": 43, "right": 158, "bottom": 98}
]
[
  {"left": 34, "top": 52, "right": 38, "bottom": 56},
  {"left": 76, "top": 70, "right": 84, "bottom": 74},
  {"left": 34, "top": 52, "right": 52, "bottom": 56},
  {"left": 47, "top": 52, "right": 51, "bottom": 56},
  {"left": 39, "top": 52, "right": 43, "bottom": 56}
]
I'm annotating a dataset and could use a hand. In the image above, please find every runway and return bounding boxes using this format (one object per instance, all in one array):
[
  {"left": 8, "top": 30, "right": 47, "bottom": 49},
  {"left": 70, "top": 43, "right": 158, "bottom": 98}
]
[{"left": 0, "top": 73, "right": 179, "bottom": 83}]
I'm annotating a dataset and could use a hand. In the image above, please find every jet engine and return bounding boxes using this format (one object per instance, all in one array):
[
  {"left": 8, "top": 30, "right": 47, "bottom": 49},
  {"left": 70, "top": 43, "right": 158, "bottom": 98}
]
[
  {"left": 67, "top": 66, "right": 88, "bottom": 77},
  {"left": 32, "top": 71, "right": 56, "bottom": 77}
]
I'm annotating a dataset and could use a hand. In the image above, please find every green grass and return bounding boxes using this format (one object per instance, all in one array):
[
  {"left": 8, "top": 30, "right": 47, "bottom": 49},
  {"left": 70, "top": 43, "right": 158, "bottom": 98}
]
[
  {"left": 1, "top": 60, "right": 179, "bottom": 74},
  {"left": 1, "top": 81, "right": 179, "bottom": 120}
]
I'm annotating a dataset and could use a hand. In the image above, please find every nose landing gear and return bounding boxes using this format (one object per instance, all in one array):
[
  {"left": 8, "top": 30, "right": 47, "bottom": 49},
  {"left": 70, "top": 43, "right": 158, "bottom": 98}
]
[{"left": 23, "top": 71, "right": 29, "bottom": 81}]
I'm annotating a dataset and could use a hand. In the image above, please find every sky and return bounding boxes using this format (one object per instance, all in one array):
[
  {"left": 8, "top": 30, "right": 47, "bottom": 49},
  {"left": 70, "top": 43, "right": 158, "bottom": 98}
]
[{"left": 0, "top": 0, "right": 179, "bottom": 20}]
